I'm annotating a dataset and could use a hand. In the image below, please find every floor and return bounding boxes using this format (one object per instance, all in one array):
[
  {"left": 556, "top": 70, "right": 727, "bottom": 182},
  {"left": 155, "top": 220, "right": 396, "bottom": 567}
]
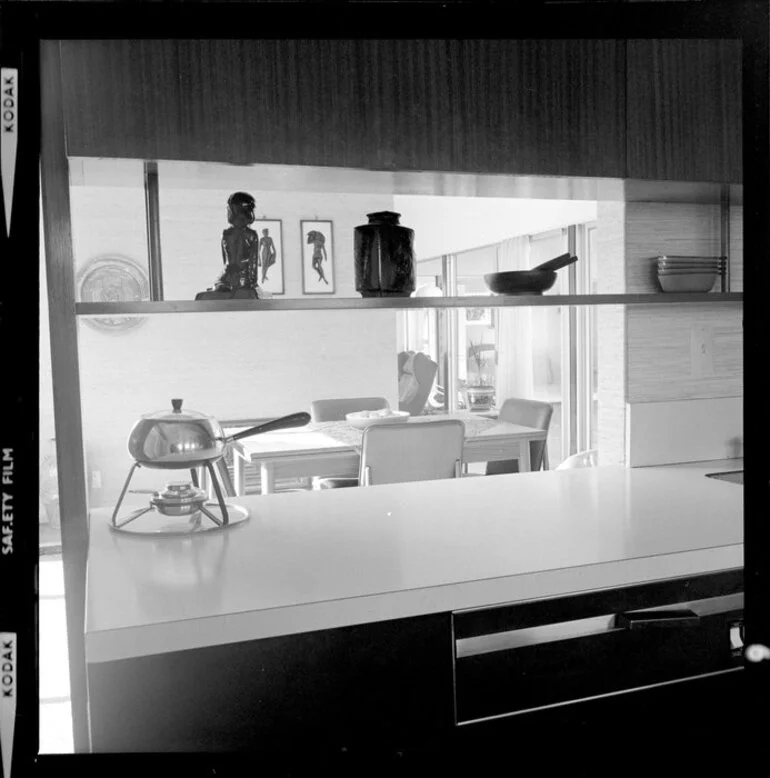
[{"left": 39, "top": 555, "right": 74, "bottom": 754}]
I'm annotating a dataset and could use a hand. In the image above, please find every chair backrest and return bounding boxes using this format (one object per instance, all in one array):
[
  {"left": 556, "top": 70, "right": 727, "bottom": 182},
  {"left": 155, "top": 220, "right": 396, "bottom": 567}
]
[
  {"left": 310, "top": 397, "right": 389, "bottom": 423},
  {"left": 498, "top": 397, "right": 554, "bottom": 471},
  {"left": 398, "top": 351, "right": 438, "bottom": 416},
  {"left": 359, "top": 420, "right": 465, "bottom": 486},
  {"left": 556, "top": 449, "right": 598, "bottom": 470}
]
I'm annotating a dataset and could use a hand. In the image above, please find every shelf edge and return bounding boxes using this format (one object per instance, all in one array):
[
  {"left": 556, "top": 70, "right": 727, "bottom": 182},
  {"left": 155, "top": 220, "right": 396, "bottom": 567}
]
[{"left": 75, "top": 293, "right": 744, "bottom": 316}]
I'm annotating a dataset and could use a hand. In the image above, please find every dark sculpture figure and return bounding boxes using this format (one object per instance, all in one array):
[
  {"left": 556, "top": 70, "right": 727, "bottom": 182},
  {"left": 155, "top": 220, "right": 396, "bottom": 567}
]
[
  {"left": 259, "top": 228, "right": 277, "bottom": 284},
  {"left": 213, "top": 192, "right": 260, "bottom": 294},
  {"left": 307, "top": 230, "right": 329, "bottom": 285}
]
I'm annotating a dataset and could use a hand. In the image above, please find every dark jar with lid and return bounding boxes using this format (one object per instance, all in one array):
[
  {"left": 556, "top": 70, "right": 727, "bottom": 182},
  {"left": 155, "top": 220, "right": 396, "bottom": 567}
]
[{"left": 354, "top": 211, "right": 416, "bottom": 298}]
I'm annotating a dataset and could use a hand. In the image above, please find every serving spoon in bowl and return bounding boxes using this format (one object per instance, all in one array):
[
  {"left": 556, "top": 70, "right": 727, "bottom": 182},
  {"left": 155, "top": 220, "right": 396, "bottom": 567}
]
[
  {"left": 483, "top": 253, "right": 579, "bottom": 295},
  {"left": 531, "top": 253, "right": 579, "bottom": 272}
]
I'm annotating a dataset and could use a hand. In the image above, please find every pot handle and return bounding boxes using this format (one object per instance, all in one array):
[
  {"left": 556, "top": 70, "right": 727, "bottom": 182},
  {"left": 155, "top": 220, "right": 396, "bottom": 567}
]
[
  {"left": 225, "top": 412, "right": 311, "bottom": 442},
  {"left": 532, "top": 253, "right": 578, "bottom": 272}
]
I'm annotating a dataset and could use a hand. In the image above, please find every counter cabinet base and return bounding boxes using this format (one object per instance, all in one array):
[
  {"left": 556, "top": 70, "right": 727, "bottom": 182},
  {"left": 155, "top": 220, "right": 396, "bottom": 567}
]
[
  {"left": 86, "top": 612, "right": 455, "bottom": 754},
  {"left": 86, "top": 570, "right": 747, "bottom": 758},
  {"left": 85, "top": 669, "right": 749, "bottom": 771}
]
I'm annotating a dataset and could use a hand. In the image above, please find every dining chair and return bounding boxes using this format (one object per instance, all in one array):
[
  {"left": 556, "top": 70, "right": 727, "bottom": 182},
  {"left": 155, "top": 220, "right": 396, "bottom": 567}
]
[
  {"left": 359, "top": 420, "right": 465, "bottom": 486},
  {"left": 311, "top": 396, "right": 390, "bottom": 488},
  {"left": 555, "top": 449, "right": 598, "bottom": 469},
  {"left": 397, "top": 351, "right": 438, "bottom": 416},
  {"left": 310, "top": 396, "right": 390, "bottom": 423},
  {"left": 485, "top": 398, "right": 554, "bottom": 475}
]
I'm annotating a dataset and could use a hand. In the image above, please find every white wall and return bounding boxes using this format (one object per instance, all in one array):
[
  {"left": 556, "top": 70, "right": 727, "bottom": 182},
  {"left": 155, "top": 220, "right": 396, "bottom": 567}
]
[
  {"left": 627, "top": 398, "right": 743, "bottom": 466},
  {"left": 78, "top": 310, "right": 398, "bottom": 506},
  {"left": 64, "top": 172, "right": 399, "bottom": 507},
  {"left": 42, "top": 159, "right": 615, "bottom": 509},
  {"left": 159, "top": 188, "right": 395, "bottom": 299}
]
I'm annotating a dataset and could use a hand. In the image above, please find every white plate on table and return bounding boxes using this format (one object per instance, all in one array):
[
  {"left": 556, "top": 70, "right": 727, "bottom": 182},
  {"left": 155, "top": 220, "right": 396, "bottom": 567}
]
[{"left": 345, "top": 410, "right": 411, "bottom": 429}]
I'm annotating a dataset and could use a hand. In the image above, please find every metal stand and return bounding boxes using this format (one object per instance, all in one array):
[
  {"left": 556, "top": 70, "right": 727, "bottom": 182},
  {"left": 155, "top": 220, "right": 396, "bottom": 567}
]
[
  {"left": 111, "top": 462, "right": 152, "bottom": 529},
  {"left": 111, "top": 460, "right": 236, "bottom": 531}
]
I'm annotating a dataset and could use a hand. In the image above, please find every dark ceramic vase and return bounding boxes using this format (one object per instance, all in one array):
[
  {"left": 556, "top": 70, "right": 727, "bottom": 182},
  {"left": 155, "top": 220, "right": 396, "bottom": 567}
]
[{"left": 354, "top": 211, "right": 416, "bottom": 298}]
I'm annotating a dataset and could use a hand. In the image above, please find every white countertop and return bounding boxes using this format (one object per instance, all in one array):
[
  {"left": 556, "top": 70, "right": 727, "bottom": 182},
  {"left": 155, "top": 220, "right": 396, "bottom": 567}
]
[
  {"left": 85, "top": 465, "right": 743, "bottom": 664},
  {"left": 638, "top": 458, "right": 743, "bottom": 474}
]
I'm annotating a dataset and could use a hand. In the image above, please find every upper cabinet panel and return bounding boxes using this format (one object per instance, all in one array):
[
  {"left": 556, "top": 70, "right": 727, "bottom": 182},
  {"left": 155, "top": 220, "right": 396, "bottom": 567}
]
[
  {"left": 627, "top": 40, "right": 742, "bottom": 183},
  {"left": 60, "top": 39, "right": 627, "bottom": 178},
  {"left": 60, "top": 40, "right": 397, "bottom": 168},
  {"left": 391, "top": 39, "right": 627, "bottom": 177},
  {"left": 440, "top": 40, "right": 627, "bottom": 177}
]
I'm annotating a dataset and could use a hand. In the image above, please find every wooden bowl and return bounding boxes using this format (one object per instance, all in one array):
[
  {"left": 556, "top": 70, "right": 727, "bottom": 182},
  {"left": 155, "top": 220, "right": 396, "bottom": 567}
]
[{"left": 484, "top": 270, "right": 558, "bottom": 295}]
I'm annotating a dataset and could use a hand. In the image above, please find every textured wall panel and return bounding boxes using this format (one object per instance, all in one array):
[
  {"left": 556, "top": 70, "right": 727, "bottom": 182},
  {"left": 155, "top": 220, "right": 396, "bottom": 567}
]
[
  {"left": 624, "top": 202, "right": 722, "bottom": 294},
  {"left": 626, "top": 304, "right": 742, "bottom": 403},
  {"left": 595, "top": 202, "right": 627, "bottom": 466}
]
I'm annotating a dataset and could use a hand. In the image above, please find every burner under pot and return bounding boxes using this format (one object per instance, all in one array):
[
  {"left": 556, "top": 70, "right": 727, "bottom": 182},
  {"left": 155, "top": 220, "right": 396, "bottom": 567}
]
[{"left": 150, "top": 482, "right": 209, "bottom": 516}]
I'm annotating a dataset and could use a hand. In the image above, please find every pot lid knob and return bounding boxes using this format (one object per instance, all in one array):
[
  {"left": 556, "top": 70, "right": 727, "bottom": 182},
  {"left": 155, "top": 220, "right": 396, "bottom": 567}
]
[{"left": 171, "top": 398, "right": 183, "bottom": 412}]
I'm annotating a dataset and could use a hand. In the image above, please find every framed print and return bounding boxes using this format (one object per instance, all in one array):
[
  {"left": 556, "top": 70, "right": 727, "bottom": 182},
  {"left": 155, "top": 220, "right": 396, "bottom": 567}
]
[
  {"left": 253, "top": 219, "right": 284, "bottom": 295},
  {"left": 301, "top": 220, "right": 335, "bottom": 294}
]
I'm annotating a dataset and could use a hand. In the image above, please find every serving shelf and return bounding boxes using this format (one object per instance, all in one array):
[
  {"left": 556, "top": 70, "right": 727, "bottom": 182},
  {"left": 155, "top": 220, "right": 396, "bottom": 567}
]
[{"left": 76, "top": 292, "right": 743, "bottom": 316}]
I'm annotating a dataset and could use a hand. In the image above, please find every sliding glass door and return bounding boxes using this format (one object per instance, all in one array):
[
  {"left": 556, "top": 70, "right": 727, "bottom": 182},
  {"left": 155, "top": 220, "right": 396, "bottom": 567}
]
[{"left": 399, "top": 220, "right": 598, "bottom": 468}]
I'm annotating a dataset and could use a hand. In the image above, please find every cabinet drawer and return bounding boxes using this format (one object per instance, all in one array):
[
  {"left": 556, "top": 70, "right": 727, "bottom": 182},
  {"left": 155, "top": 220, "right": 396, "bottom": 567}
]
[{"left": 452, "top": 571, "right": 743, "bottom": 725}]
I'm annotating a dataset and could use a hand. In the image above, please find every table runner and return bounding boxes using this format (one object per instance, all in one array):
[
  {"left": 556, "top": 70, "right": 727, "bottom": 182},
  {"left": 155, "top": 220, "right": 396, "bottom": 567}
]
[{"left": 311, "top": 412, "right": 501, "bottom": 451}]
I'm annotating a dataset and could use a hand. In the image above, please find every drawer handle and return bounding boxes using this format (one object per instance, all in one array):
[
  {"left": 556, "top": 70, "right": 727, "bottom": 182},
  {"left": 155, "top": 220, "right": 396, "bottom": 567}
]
[{"left": 616, "top": 609, "right": 700, "bottom": 630}]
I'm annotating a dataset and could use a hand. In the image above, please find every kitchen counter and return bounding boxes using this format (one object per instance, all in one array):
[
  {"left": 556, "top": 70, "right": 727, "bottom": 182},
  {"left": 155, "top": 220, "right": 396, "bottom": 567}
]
[
  {"left": 637, "top": 457, "right": 743, "bottom": 474},
  {"left": 85, "top": 465, "right": 743, "bottom": 664}
]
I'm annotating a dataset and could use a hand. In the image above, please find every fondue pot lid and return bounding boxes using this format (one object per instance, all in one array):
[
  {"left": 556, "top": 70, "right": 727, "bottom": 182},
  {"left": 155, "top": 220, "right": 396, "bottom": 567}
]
[{"left": 139, "top": 398, "right": 212, "bottom": 423}]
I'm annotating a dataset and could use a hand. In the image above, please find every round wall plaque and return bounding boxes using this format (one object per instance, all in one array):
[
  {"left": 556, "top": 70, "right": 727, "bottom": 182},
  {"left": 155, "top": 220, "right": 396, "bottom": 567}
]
[{"left": 77, "top": 256, "right": 151, "bottom": 333}]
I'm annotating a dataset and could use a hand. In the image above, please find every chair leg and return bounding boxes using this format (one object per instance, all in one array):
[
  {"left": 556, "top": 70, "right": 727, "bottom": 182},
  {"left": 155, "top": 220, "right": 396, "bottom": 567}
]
[{"left": 542, "top": 444, "right": 549, "bottom": 471}]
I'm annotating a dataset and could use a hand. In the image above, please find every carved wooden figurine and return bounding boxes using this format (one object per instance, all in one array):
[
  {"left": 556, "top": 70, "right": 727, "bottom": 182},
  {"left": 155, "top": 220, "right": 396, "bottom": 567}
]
[{"left": 213, "top": 192, "right": 260, "bottom": 293}]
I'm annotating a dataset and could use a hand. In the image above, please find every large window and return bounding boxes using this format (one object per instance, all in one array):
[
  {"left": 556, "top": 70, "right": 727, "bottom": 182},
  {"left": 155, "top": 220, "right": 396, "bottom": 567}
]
[{"left": 400, "top": 220, "right": 598, "bottom": 468}]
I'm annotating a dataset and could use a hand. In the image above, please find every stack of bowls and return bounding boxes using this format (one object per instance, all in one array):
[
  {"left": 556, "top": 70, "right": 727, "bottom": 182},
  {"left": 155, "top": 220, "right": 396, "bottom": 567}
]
[{"left": 656, "top": 255, "right": 724, "bottom": 293}]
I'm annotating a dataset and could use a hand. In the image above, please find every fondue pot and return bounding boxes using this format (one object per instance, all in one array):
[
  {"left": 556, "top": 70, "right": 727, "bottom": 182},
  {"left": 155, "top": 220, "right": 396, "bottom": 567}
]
[
  {"left": 128, "top": 398, "right": 310, "bottom": 467},
  {"left": 111, "top": 399, "right": 310, "bottom": 533}
]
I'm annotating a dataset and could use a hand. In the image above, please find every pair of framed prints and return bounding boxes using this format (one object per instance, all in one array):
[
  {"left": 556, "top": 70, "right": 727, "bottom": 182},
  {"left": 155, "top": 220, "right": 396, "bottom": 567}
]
[{"left": 253, "top": 218, "right": 336, "bottom": 296}]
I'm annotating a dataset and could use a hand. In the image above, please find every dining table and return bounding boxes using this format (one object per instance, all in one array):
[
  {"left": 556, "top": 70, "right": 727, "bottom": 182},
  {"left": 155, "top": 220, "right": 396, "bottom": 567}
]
[{"left": 225, "top": 412, "right": 548, "bottom": 496}]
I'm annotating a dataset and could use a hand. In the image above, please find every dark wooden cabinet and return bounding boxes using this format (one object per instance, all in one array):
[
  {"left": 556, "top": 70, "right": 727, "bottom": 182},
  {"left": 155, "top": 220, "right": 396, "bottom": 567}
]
[
  {"left": 393, "top": 39, "right": 627, "bottom": 177},
  {"left": 60, "top": 39, "right": 627, "bottom": 178},
  {"left": 87, "top": 612, "right": 455, "bottom": 754},
  {"left": 60, "top": 39, "right": 396, "bottom": 169},
  {"left": 61, "top": 39, "right": 742, "bottom": 181},
  {"left": 626, "top": 39, "right": 743, "bottom": 182}
]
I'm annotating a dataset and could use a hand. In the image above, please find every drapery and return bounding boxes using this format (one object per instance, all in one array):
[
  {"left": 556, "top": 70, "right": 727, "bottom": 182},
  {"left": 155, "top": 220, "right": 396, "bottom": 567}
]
[
  {"left": 406, "top": 282, "right": 442, "bottom": 359},
  {"left": 494, "top": 237, "right": 535, "bottom": 403}
]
